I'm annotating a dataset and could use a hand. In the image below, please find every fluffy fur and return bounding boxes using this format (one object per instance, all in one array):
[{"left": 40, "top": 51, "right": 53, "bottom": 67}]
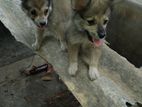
[
  {"left": 66, "top": 0, "right": 112, "bottom": 80},
  {"left": 21, "top": 0, "right": 72, "bottom": 50}
]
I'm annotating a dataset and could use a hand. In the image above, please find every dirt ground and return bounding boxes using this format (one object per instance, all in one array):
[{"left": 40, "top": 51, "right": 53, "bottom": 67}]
[{"left": 0, "top": 21, "right": 81, "bottom": 107}]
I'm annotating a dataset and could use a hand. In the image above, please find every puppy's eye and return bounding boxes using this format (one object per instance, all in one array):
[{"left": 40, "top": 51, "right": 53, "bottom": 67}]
[
  {"left": 44, "top": 9, "right": 48, "bottom": 15},
  {"left": 103, "top": 19, "right": 108, "bottom": 25},
  {"left": 30, "top": 9, "right": 37, "bottom": 16},
  {"left": 87, "top": 20, "right": 96, "bottom": 26}
]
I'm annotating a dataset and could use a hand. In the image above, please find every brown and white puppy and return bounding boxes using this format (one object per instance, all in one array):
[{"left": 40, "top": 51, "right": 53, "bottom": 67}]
[
  {"left": 21, "top": 0, "right": 71, "bottom": 50},
  {"left": 66, "top": 0, "right": 112, "bottom": 80}
]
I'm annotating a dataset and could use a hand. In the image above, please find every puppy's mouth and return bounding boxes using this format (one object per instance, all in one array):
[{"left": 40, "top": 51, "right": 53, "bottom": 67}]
[
  {"left": 88, "top": 34, "right": 104, "bottom": 47},
  {"left": 37, "top": 24, "right": 47, "bottom": 29}
]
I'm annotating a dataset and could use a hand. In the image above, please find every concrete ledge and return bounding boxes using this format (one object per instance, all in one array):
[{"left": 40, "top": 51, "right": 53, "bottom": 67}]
[{"left": 0, "top": 0, "right": 142, "bottom": 107}]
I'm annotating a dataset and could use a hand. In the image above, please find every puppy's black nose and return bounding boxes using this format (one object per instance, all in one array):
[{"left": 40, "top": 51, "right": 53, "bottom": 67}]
[
  {"left": 98, "top": 32, "right": 106, "bottom": 39},
  {"left": 40, "top": 22, "right": 46, "bottom": 26},
  {"left": 97, "top": 26, "right": 106, "bottom": 39}
]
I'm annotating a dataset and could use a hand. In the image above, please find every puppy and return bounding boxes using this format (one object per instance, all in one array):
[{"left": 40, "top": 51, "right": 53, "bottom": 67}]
[
  {"left": 66, "top": 0, "right": 112, "bottom": 80},
  {"left": 21, "top": 0, "right": 71, "bottom": 50}
]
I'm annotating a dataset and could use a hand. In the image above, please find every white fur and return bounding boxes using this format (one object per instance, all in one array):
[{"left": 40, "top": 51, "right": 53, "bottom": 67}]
[
  {"left": 89, "top": 67, "right": 100, "bottom": 80},
  {"left": 32, "top": 42, "right": 40, "bottom": 50},
  {"left": 68, "top": 63, "right": 78, "bottom": 76},
  {"left": 32, "top": 32, "right": 43, "bottom": 50}
]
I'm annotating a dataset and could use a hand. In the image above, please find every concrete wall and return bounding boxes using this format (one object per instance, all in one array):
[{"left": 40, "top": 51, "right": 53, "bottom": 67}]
[{"left": 107, "top": 0, "right": 142, "bottom": 67}]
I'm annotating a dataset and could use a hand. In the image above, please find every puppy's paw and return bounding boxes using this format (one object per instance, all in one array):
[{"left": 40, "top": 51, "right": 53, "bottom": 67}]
[
  {"left": 32, "top": 42, "right": 40, "bottom": 51},
  {"left": 68, "top": 63, "right": 78, "bottom": 76},
  {"left": 88, "top": 67, "right": 100, "bottom": 81}
]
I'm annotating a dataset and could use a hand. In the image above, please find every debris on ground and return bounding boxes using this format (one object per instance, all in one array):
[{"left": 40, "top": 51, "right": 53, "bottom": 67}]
[{"left": 22, "top": 63, "right": 54, "bottom": 76}]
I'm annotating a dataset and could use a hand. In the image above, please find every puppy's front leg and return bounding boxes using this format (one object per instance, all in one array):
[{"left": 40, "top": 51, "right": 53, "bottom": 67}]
[
  {"left": 59, "top": 32, "right": 66, "bottom": 51},
  {"left": 88, "top": 48, "right": 101, "bottom": 80},
  {"left": 32, "top": 28, "right": 44, "bottom": 50},
  {"left": 68, "top": 44, "right": 79, "bottom": 76}
]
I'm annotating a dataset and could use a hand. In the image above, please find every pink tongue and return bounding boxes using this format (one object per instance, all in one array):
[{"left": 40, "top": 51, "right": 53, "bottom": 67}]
[{"left": 93, "top": 38, "right": 104, "bottom": 47}]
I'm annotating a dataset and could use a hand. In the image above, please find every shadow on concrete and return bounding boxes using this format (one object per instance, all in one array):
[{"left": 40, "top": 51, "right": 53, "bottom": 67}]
[{"left": 0, "top": 21, "right": 34, "bottom": 67}]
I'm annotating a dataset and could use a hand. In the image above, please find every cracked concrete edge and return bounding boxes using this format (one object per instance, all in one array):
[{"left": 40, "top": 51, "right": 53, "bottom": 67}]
[{"left": 37, "top": 39, "right": 142, "bottom": 107}]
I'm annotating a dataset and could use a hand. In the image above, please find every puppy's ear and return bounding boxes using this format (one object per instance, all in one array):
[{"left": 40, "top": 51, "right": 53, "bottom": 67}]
[
  {"left": 21, "top": 0, "right": 27, "bottom": 3},
  {"left": 105, "top": 8, "right": 111, "bottom": 17},
  {"left": 126, "top": 102, "right": 132, "bottom": 107},
  {"left": 21, "top": 0, "right": 28, "bottom": 6},
  {"left": 20, "top": 0, "right": 29, "bottom": 12},
  {"left": 71, "top": 0, "right": 91, "bottom": 11},
  {"left": 48, "top": 0, "right": 53, "bottom": 9}
]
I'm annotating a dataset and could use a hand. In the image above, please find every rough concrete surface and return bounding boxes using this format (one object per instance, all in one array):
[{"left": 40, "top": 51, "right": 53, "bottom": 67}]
[
  {"left": 0, "top": 0, "right": 142, "bottom": 107},
  {"left": 0, "top": 21, "right": 80, "bottom": 107},
  {"left": 0, "top": 55, "right": 80, "bottom": 107}
]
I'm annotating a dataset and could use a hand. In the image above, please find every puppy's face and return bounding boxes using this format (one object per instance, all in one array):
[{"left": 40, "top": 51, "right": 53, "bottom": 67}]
[
  {"left": 72, "top": 0, "right": 111, "bottom": 47},
  {"left": 21, "top": 0, "right": 52, "bottom": 29},
  {"left": 77, "top": 9, "right": 110, "bottom": 47},
  {"left": 82, "top": 9, "right": 110, "bottom": 40}
]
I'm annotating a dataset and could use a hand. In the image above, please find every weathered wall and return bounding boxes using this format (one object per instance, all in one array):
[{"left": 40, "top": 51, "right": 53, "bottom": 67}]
[{"left": 107, "top": 0, "right": 142, "bottom": 67}]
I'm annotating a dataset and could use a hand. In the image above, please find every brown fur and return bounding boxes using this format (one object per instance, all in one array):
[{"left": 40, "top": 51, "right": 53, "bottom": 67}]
[
  {"left": 66, "top": 0, "right": 112, "bottom": 80},
  {"left": 21, "top": 0, "right": 72, "bottom": 50}
]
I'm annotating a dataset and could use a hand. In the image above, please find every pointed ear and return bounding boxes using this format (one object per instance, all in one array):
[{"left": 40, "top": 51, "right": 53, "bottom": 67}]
[
  {"left": 21, "top": 0, "right": 28, "bottom": 7},
  {"left": 71, "top": 0, "right": 91, "bottom": 11},
  {"left": 126, "top": 102, "right": 132, "bottom": 107},
  {"left": 21, "top": 0, "right": 27, "bottom": 3},
  {"left": 105, "top": 8, "right": 111, "bottom": 17},
  {"left": 48, "top": 0, "right": 53, "bottom": 10}
]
